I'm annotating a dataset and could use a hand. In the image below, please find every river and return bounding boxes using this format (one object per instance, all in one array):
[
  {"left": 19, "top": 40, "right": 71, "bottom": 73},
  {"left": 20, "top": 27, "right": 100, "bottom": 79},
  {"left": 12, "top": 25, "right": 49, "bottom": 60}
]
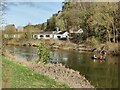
[{"left": 5, "top": 45, "right": 118, "bottom": 88}]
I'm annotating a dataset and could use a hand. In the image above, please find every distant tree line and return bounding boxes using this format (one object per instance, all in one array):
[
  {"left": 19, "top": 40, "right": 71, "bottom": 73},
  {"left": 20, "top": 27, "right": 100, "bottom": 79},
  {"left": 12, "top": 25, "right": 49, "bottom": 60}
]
[
  {"left": 2, "top": 2, "right": 120, "bottom": 44},
  {"left": 46, "top": 2, "right": 119, "bottom": 43}
]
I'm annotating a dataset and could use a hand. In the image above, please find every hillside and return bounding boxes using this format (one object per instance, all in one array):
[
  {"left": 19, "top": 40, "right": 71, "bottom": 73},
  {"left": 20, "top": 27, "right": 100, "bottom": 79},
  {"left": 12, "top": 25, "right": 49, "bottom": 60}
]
[{"left": 2, "top": 2, "right": 119, "bottom": 47}]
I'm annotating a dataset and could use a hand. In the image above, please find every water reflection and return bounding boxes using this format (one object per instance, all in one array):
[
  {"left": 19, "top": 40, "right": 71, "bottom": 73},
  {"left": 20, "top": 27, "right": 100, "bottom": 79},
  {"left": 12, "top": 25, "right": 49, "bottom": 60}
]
[{"left": 5, "top": 46, "right": 118, "bottom": 88}]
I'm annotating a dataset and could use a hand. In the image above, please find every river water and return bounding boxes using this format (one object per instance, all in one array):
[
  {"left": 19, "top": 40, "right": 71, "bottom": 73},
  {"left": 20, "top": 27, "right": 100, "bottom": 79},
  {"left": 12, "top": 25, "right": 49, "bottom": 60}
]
[{"left": 5, "top": 46, "right": 118, "bottom": 88}]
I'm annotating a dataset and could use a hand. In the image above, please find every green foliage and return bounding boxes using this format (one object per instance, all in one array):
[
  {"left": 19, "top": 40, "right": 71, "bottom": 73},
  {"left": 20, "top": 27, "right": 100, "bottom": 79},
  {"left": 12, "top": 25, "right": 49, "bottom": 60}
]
[
  {"left": 24, "top": 25, "right": 34, "bottom": 30},
  {"left": 3, "top": 2, "right": 119, "bottom": 43},
  {"left": 61, "top": 2, "right": 119, "bottom": 43},
  {"left": 70, "top": 33, "right": 87, "bottom": 44},
  {"left": 56, "top": 18, "right": 66, "bottom": 31},
  {"left": 4, "top": 24, "right": 16, "bottom": 34},
  {"left": 23, "top": 25, "right": 35, "bottom": 40},
  {"left": 46, "top": 16, "right": 57, "bottom": 31},
  {"left": 40, "top": 23, "right": 47, "bottom": 31},
  {"left": 37, "top": 43, "right": 51, "bottom": 64},
  {"left": 87, "top": 36, "right": 100, "bottom": 47},
  {"left": 86, "top": 2, "right": 118, "bottom": 43}
]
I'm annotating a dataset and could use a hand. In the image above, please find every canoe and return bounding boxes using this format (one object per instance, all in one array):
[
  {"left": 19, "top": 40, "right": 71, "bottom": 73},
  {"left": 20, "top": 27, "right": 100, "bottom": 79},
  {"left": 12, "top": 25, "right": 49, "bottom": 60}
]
[{"left": 91, "top": 57, "right": 106, "bottom": 60}]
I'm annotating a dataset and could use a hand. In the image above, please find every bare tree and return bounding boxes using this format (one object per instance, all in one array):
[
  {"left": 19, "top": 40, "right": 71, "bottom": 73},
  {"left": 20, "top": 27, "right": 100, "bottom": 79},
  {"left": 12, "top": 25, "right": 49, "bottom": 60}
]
[{"left": 0, "top": 0, "right": 7, "bottom": 26}]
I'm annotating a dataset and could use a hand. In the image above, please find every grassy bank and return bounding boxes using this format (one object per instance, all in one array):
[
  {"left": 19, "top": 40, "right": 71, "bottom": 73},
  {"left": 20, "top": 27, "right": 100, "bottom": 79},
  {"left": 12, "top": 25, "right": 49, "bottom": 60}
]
[{"left": 1, "top": 56, "right": 69, "bottom": 88}]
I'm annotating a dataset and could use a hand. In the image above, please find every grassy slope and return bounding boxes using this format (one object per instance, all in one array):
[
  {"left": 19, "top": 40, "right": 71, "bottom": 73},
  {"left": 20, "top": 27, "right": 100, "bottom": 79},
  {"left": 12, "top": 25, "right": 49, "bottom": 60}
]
[
  {"left": 0, "top": 57, "right": 1, "bottom": 88},
  {"left": 1, "top": 56, "right": 69, "bottom": 88}
]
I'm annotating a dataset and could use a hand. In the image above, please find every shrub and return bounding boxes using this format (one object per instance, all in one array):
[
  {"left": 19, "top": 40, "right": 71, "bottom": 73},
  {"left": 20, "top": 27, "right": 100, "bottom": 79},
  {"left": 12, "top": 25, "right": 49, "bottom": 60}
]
[
  {"left": 86, "top": 36, "right": 100, "bottom": 47},
  {"left": 36, "top": 43, "right": 51, "bottom": 64}
]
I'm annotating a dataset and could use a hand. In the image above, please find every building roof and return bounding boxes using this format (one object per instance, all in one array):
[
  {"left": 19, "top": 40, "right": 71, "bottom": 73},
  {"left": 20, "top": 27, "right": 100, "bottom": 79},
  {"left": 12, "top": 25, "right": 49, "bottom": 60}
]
[
  {"left": 57, "top": 31, "right": 66, "bottom": 34},
  {"left": 69, "top": 28, "right": 83, "bottom": 34},
  {"left": 33, "top": 31, "right": 68, "bottom": 35}
]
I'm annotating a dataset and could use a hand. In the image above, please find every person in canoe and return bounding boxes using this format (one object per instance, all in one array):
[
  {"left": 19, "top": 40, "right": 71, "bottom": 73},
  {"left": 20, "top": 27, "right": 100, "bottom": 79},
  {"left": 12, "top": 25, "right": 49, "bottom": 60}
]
[
  {"left": 93, "top": 54, "right": 97, "bottom": 59},
  {"left": 92, "top": 54, "right": 106, "bottom": 61},
  {"left": 97, "top": 46, "right": 108, "bottom": 60},
  {"left": 91, "top": 54, "right": 97, "bottom": 59},
  {"left": 98, "top": 54, "right": 105, "bottom": 60},
  {"left": 92, "top": 46, "right": 108, "bottom": 61},
  {"left": 100, "top": 46, "right": 107, "bottom": 59}
]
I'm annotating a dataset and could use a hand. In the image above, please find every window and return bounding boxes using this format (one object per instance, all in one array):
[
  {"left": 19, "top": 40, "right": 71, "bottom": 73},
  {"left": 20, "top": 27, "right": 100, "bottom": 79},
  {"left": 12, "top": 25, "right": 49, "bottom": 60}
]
[
  {"left": 57, "top": 36, "right": 61, "bottom": 39},
  {"left": 46, "top": 35, "right": 50, "bottom": 37},
  {"left": 34, "top": 35, "right": 37, "bottom": 39},
  {"left": 40, "top": 35, "right": 44, "bottom": 37}
]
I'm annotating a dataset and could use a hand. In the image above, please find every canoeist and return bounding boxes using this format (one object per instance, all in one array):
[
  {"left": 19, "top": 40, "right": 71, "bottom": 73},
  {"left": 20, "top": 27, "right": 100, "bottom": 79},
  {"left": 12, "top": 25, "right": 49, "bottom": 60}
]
[
  {"left": 99, "top": 55, "right": 103, "bottom": 59},
  {"left": 93, "top": 55, "right": 97, "bottom": 59},
  {"left": 91, "top": 46, "right": 108, "bottom": 61},
  {"left": 100, "top": 46, "right": 107, "bottom": 58}
]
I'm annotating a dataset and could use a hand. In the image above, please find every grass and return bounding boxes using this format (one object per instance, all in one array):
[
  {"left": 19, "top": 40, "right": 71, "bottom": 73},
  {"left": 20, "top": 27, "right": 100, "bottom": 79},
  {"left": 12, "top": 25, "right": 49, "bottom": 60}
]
[
  {"left": 0, "top": 57, "right": 2, "bottom": 88},
  {"left": 1, "top": 56, "right": 69, "bottom": 88}
]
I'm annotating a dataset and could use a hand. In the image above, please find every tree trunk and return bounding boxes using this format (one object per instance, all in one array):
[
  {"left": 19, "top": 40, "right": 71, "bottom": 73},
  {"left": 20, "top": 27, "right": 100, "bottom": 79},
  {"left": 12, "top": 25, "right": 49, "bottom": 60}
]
[
  {"left": 106, "top": 29, "right": 111, "bottom": 42},
  {"left": 112, "top": 22, "right": 116, "bottom": 43}
]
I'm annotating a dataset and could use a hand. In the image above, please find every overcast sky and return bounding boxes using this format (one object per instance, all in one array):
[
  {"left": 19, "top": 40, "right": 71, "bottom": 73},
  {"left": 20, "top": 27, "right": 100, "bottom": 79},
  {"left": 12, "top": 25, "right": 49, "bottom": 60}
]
[{"left": 5, "top": 2, "right": 63, "bottom": 27}]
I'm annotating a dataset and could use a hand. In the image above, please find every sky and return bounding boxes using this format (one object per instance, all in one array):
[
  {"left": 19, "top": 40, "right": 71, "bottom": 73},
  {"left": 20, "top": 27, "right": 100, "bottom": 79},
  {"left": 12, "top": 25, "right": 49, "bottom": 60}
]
[{"left": 5, "top": 2, "right": 63, "bottom": 27}]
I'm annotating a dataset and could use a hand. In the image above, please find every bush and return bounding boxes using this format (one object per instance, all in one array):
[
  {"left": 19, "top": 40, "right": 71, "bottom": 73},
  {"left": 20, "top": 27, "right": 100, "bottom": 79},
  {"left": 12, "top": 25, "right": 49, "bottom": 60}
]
[
  {"left": 36, "top": 43, "right": 51, "bottom": 64},
  {"left": 86, "top": 36, "right": 100, "bottom": 47}
]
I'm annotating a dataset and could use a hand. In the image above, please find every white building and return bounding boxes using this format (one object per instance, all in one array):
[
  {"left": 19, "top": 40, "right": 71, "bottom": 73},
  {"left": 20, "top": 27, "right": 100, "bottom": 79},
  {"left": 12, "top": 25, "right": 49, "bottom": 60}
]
[
  {"left": 69, "top": 28, "right": 83, "bottom": 34},
  {"left": 32, "top": 31, "right": 69, "bottom": 40},
  {"left": 4, "top": 33, "right": 22, "bottom": 39}
]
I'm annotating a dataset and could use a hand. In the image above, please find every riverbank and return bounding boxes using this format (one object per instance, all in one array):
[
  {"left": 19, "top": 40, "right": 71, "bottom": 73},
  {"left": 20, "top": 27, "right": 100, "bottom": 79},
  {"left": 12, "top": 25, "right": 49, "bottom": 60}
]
[
  {"left": 2, "top": 50, "right": 94, "bottom": 88},
  {"left": 2, "top": 55, "right": 69, "bottom": 88},
  {"left": 4, "top": 39, "right": 119, "bottom": 56},
  {"left": 5, "top": 39, "right": 93, "bottom": 52}
]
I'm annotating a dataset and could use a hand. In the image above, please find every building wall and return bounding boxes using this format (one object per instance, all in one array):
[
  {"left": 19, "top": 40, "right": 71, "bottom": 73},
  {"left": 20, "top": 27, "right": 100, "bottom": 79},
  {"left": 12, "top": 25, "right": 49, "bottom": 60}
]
[
  {"left": 4, "top": 32, "right": 69, "bottom": 40},
  {"left": 4, "top": 34, "right": 22, "bottom": 39},
  {"left": 32, "top": 33, "right": 69, "bottom": 40}
]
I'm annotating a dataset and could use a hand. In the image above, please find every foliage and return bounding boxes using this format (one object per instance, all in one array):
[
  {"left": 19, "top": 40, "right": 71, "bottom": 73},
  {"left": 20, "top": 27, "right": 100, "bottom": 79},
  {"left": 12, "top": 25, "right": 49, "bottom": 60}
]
[
  {"left": 56, "top": 18, "right": 66, "bottom": 31},
  {"left": 40, "top": 23, "right": 47, "bottom": 31},
  {"left": 3, "top": 2, "right": 119, "bottom": 44},
  {"left": 46, "top": 16, "right": 57, "bottom": 31},
  {"left": 3, "top": 24, "right": 16, "bottom": 41},
  {"left": 60, "top": 2, "right": 119, "bottom": 43},
  {"left": 37, "top": 43, "right": 51, "bottom": 64},
  {"left": 24, "top": 25, "right": 35, "bottom": 31},
  {"left": 4, "top": 24, "right": 16, "bottom": 33},
  {"left": 23, "top": 25, "right": 36, "bottom": 40},
  {"left": 86, "top": 2, "right": 118, "bottom": 43},
  {"left": 86, "top": 36, "right": 100, "bottom": 47}
]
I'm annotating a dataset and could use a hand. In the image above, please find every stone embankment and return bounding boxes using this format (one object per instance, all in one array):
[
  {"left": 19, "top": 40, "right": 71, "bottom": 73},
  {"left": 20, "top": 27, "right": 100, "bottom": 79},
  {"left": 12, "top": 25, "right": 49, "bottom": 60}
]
[
  {"left": 2, "top": 50, "right": 94, "bottom": 88},
  {"left": 91, "top": 44, "right": 120, "bottom": 56},
  {"left": 5, "top": 41, "right": 120, "bottom": 56},
  {"left": 5, "top": 40, "right": 92, "bottom": 52}
]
